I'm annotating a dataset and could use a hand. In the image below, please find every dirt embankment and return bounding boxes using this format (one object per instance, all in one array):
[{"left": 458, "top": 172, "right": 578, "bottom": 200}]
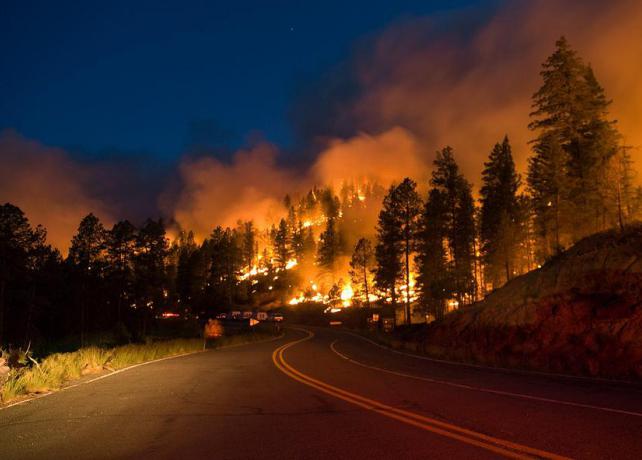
[{"left": 421, "top": 224, "right": 642, "bottom": 380}]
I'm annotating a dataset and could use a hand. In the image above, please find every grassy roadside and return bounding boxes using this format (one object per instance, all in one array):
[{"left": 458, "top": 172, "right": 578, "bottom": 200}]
[{"left": 1, "top": 331, "right": 279, "bottom": 405}]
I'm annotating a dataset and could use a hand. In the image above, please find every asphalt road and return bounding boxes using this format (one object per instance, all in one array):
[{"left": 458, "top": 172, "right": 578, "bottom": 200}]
[{"left": 2, "top": 326, "right": 642, "bottom": 459}]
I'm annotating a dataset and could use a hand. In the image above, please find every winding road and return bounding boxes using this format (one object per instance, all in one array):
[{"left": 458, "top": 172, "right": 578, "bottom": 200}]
[{"left": 2, "top": 327, "right": 642, "bottom": 459}]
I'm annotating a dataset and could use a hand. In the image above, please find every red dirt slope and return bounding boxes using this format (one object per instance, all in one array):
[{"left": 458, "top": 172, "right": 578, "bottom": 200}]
[{"left": 422, "top": 225, "right": 642, "bottom": 379}]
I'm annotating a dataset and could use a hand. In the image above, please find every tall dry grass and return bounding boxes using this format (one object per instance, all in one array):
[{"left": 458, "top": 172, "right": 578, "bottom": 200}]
[{"left": 1, "top": 331, "right": 277, "bottom": 404}]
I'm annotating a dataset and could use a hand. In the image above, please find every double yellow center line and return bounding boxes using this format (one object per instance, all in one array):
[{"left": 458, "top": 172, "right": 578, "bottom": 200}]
[{"left": 272, "top": 329, "right": 571, "bottom": 460}]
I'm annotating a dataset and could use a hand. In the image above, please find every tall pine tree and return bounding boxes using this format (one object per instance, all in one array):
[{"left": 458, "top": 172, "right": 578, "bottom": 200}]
[
  {"left": 68, "top": 213, "right": 106, "bottom": 345},
  {"left": 417, "top": 148, "right": 476, "bottom": 311},
  {"left": 374, "top": 178, "right": 421, "bottom": 323},
  {"left": 529, "top": 36, "right": 620, "bottom": 251},
  {"left": 480, "top": 137, "right": 522, "bottom": 288},
  {"left": 317, "top": 218, "right": 341, "bottom": 272}
]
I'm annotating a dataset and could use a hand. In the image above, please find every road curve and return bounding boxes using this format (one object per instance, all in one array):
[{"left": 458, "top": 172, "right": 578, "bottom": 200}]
[{"left": 2, "top": 327, "right": 642, "bottom": 459}]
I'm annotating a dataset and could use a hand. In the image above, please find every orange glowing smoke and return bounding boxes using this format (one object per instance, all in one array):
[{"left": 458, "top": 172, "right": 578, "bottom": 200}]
[{"left": 0, "top": 131, "right": 113, "bottom": 253}]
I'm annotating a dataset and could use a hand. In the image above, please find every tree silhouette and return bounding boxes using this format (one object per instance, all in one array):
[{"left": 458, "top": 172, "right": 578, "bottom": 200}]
[
  {"left": 68, "top": 213, "right": 106, "bottom": 346},
  {"left": 480, "top": 137, "right": 523, "bottom": 288},
  {"left": 349, "top": 238, "right": 374, "bottom": 307}
]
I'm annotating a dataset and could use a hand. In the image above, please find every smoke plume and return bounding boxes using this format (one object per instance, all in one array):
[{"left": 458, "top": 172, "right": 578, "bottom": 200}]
[
  {"left": 0, "top": 131, "right": 113, "bottom": 251},
  {"left": 344, "top": 0, "right": 642, "bottom": 182},
  {"left": 167, "top": 142, "right": 300, "bottom": 239},
  {"left": 171, "top": 0, "right": 642, "bottom": 234},
  {"left": 4, "top": 0, "right": 642, "bottom": 249}
]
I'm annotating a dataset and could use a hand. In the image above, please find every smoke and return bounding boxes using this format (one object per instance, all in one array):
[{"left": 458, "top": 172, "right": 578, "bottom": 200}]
[
  {"left": 342, "top": 0, "right": 642, "bottom": 182},
  {"left": 172, "top": 0, "right": 642, "bottom": 235},
  {"left": 167, "top": 142, "right": 301, "bottom": 239},
  {"left": 312, "top": 127, "right": 429, "bottom": 188},
  {"left": 5, "top": 0, "right": 642, "bottom": 250},
  {"left": 0, "top": 131, "right": 113, "bottom": 252}
]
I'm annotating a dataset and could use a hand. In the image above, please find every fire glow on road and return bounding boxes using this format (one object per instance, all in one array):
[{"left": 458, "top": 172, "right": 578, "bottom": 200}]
[{"left": 272, "top": 328, "right": 570, "bottom": 460}]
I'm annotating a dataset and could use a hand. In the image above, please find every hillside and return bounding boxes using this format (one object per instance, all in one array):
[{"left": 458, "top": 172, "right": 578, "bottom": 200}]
[{"left": 421, "top": 224, "right": 642, "bottom": 379}]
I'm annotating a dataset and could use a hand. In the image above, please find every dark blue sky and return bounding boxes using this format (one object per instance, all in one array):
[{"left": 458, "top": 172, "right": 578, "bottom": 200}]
[{"left": 1, "top": 0, "right": 486, "bottom": 161}]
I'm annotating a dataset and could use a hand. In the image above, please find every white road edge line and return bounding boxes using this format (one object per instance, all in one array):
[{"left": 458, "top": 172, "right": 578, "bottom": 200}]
[
  {"left": 341, "top": 330, "right": 640, "bottom": 385},
  {"left": 1, "top": 332, "right": 285, "bottom": 412},
  {"left": 330, "top": 339, "right": 642, "bottom": 418}
]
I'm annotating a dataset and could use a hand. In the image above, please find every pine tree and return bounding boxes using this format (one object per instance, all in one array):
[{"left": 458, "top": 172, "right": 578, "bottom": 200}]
[
  {"left": 374, "top": 192, "right": 401, "bottom": 308},
  {"left": 480, "top": 137, "right": 522, "bottom": 288},
  {"left": 208, "top": 227, "right": 241, "bottom": 307},
  {"left": 0, "top": 204, "right": 46, "bottom": 345},
  {"left": 272, "top": 218, "right": 291, "bottom": 269},
  {"left": 606, "top": 145, "right": 637, "bottom": 230},
  {"left": 68, "top": 214, "right": 106, "bottom": 272},
  {"left": 317, "top": 217, "right": 341, "bottom": 272},
  {"left": 133, "top": 219, "right": 168, "bottom": 334},
  {"left": 578, "top": 65, "right": 620, "bottom": 232},
  {"left": 418, "top": 148, "right": 476, "bottom": 309},
  {"left": 349, "top": 238, "right": 374, "bottom": 307},
  {"left": 320, "top": 188, "right": 341, "bottom": 219},
  {"left": 374, "top": 179, "right": 421, "bottom": 322},
  {"left": 174, "top": 230, "right": 206, "bottom": 310},
  {"left": 529, "top": 37, "right": 621, "bottom": 248},
  {"left": 394, "top": 178, "right": 422, "bottom": 323},
  {"left": 528, "top": 133, "right": 571, "bottom": 256},
  {"left": 241, "top": 221, "right": 256, "bottom": 271},
  {"left": 291, "top": 221, "right": 306, "bottom": 260},
  {"left": 453, "top": 181, "right": 477, "bottom": 302},
  {"left": 416, "top": 189, "right": 449, "bottom": 318},
  {"left": 68, "top": 213, "right": 106, "bottom": 345},
  {"left": 106, "top": 220, "right": 137, "bottom": 323},
  {"left": 302, "top": 227, "right": 316, "bottom": 260}
]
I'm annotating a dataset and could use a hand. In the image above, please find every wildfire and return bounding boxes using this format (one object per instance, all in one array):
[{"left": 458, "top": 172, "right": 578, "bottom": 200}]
[
  {"left": 301, "top": 215, "right": 327, "bottom": 229},
  {"left": 399, "top": 274, "right": 419, "bottom": 303},
  {"left": 235, "top": 184, "right": 426, "bottom": 314},
  {"left": 340, "top": 284, "right": 354, "bottom": 307},
  {"left": 238, "top": 265, "right": 267, "bottom": 281},
  {"left": 289, "top": 280, "right": 325, "bottom": 305}
]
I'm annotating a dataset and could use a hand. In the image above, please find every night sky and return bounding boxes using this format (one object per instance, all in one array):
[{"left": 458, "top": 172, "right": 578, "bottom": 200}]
[
  {"left": 2, "top": 0, "right": 639, "bottom": 251},
  {"left": 1, "top": 0, "right": 487, "bottom": 161}
]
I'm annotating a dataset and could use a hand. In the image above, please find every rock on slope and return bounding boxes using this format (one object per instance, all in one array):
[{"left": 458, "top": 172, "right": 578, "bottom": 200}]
[{"left": 422, "top": 224, "right": 642, "bottom": 379}]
